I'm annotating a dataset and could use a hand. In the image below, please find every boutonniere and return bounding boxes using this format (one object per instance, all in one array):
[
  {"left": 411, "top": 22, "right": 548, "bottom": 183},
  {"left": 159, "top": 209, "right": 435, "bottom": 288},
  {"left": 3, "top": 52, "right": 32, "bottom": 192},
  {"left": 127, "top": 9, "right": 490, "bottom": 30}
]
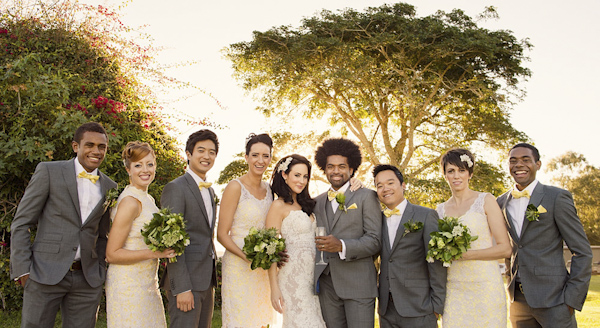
[
  {"left": 103, "top": 186, "right": 122, "bottom": 210},
  {"left": 335, "top": 193, "right": 357, "bottom": 212},
  {"left": 402, "top": 220, "right": 424, "bottom": 237},
  {"left": 525, "top": 204, "right": 547, "bottom": 222}
]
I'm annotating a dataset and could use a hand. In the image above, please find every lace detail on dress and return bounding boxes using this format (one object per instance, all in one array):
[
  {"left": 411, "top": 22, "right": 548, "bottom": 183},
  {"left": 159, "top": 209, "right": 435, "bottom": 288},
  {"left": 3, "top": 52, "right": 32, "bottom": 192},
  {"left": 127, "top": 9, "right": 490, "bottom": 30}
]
[
  {"left": 105, "top": 185, "right": 166, "bottom": 328},
  {"left": 278, "top": 211, "right": 326, "bottom": 328},
  {"left": 437, "top": 192, "right": 506, "bottom": 328},
  {"left": 221, "top": 179, "right": 279, "bottom": 328}
]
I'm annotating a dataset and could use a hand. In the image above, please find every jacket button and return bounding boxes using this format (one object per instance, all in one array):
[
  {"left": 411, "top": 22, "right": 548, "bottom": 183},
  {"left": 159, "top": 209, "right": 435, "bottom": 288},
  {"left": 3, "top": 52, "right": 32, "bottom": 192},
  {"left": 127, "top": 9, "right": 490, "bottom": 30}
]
[
  {"left": 389, "top": 259, "right": 393, "bottom": 262},
  {"left": 73, "top": 247, "right": 77, "bottom": 251}
]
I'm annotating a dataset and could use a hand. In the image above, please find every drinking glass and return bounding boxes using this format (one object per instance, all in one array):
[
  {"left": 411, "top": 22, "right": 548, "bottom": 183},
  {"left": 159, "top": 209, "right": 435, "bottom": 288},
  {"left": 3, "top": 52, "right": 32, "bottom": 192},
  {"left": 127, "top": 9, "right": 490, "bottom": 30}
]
[{"left": 316, "top": 226, "right": 327, "bottom": 265}]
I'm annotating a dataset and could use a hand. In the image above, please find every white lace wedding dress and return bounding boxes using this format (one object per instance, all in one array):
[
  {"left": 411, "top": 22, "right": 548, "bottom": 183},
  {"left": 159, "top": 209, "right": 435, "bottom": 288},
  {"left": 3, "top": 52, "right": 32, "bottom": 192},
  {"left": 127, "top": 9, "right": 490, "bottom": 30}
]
[{"left": 278, "top": 210, "right": 326, "bottom": 328}]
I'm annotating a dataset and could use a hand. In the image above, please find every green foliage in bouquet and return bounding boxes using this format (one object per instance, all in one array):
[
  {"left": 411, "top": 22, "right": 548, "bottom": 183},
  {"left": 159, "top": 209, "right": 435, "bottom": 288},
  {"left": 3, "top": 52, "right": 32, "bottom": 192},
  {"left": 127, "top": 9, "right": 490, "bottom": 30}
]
[
  {"left": 426, "top": 217, "right": 478, "bottom": 267},
  {"left": 141, "top": 208, "right": 190, "bottom": 263},
  {"left": 242, "top": 227, "right": 286, "bottom": 270}
]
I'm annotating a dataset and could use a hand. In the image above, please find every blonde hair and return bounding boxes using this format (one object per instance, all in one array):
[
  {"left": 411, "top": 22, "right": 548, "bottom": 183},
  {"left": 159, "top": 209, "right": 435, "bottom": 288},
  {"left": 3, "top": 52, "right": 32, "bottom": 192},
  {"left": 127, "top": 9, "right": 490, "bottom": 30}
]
[{"left": 122, "top": 141, "right": 155, "bottom": 168}]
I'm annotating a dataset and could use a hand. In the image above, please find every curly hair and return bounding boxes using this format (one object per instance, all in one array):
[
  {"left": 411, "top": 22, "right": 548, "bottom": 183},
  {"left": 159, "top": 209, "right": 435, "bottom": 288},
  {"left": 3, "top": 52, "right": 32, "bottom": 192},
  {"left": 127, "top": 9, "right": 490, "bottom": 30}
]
[
  {"left": 271, "top": 154, "right": 316, "bottom": 215},
  {"left": 73, "top": 122, "right": 107, "bottom": 144},
  {"left": 122, "top": 141, "right": 155, "bottom": 169},
  {"left": 314, "top": 138, "right": 362, "bottom": 177},
  {"left": 440, "top": 148, "right": 475, "bottom": 175}
]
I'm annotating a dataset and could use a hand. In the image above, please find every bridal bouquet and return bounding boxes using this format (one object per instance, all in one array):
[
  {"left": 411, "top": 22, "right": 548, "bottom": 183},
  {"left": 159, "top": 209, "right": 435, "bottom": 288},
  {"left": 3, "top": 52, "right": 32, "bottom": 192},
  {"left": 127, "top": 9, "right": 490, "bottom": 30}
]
[
  {"left": 141, "top": 207, "right": 190, "bottom": 263},
  {"left": 242, "top": 227, "right": 286, "bottom": 270},
  {"left": 426, "top": 216, "right": 478, "bottom": 267}
]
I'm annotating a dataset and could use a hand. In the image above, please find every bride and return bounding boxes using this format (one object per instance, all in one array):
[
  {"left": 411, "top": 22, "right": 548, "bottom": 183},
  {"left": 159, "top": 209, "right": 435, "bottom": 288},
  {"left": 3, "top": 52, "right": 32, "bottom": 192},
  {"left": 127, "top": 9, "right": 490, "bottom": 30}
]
[{"left": 265, "top": 154, "right": 326, "bottom": 328}]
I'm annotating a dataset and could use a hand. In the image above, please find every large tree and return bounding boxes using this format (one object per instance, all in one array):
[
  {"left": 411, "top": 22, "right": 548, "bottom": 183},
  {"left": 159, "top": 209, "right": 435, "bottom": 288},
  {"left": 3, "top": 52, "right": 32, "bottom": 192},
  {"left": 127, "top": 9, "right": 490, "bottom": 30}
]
[{"left": 226, "top": 2, "right": 531, "bottom": 186}]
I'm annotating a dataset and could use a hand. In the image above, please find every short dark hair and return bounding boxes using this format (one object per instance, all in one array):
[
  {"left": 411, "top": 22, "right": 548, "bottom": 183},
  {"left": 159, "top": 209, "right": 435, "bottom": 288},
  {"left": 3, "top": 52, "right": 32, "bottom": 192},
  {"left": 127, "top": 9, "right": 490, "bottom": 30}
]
[
  {"left": 314, "top": 138, "right": 362, "bottom": 177},
  {"left": 186, "top": 129, "right": 219, "bottom": 155},
  {"left": 245, "top": 133, "right": 273, "bottom": 155},
  {"left": 73, "top": 122, "right": 107, "bottom": 144},
  {"left": 440, "top": 148, "right": 475, "bottom": 175},
  {"left": 510, "top": 143, "right": 540, "bottom": 162},
  {"left": 271, "top": 154, "right": 315, "bottom": 215},
  {"left": 372, "top": 164, "right": 404, "bottom": 184}
]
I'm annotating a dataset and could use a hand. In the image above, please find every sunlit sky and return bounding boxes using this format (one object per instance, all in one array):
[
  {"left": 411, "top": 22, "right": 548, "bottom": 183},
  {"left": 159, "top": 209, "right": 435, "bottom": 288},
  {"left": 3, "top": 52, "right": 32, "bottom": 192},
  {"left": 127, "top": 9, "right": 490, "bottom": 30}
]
[{"left": 84, "top": 0, "right": 600, "bottom": 187}]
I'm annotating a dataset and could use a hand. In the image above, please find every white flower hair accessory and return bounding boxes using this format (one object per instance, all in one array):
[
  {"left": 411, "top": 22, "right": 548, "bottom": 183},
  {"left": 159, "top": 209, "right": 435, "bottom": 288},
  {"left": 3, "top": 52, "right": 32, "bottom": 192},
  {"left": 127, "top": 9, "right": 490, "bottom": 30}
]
[
  {"left": 460, "top": 154, "right": 473, "bottom": 168},
  {"left": 277, "top": 157, "right": 293, "bottom": 173}
]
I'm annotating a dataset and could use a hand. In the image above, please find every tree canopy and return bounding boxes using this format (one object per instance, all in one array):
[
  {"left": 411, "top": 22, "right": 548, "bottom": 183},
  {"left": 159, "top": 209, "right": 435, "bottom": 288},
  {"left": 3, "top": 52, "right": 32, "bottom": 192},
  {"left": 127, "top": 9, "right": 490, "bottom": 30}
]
[{"left": 226, "top": 2, "right": 531, "bottom": 188}]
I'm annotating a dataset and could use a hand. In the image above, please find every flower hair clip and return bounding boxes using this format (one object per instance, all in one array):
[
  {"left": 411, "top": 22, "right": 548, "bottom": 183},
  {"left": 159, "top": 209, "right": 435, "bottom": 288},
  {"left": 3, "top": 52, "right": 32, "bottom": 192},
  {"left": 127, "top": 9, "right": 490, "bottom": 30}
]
[
  {"left": 460, "top": 154, "right": 473, "bottom": 168},
  {"left": 278, "top": 157, "right": 293, "bottom": 173},
  {"left": 245, "top": 133, "right": 256, "bottom": 146}
]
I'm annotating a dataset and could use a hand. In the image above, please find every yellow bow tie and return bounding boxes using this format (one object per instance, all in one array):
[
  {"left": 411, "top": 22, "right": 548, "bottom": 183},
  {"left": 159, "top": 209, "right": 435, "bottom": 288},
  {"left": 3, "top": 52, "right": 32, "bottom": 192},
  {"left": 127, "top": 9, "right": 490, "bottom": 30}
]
[
  {"left": 328, "top": 190, "right": 341, "bottom": 201},
  {"left": 383, "top": 207, "right": 401, "bottom": 218},
  {"left": 78, "top": 171, "right": 99, "bottom": 184},
  {"left": 511, "top": 189, "right": 530, "bottom": 199},
  {"left": 198, "top": 182, "right": 212, "bottom": 190}
]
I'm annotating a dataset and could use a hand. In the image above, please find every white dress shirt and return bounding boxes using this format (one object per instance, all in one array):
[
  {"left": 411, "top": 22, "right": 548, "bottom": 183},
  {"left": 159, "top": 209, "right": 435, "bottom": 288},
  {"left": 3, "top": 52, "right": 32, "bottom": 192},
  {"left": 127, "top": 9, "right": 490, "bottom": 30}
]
[
  {"left": 74, "top": 159, "right": 102, "bottom": 260},
  {"left": 187, "top": 169, "right": 213, "bottom": 227},
  {"left": 507, "top": 179, "right": 539, "bottom": 237},
  {"left": 329, "top": 181, "right": 350, "bottom": 259},
  {"left": 386, "top": 199, "right": 408, "bottom": 248}
]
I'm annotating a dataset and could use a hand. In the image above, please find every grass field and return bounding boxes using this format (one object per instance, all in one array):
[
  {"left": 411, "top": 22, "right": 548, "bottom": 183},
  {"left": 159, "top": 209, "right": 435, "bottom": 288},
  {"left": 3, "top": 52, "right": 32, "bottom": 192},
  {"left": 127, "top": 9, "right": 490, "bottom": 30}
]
[{"left": 2, "top": 276, "right": 599, "bottom": 327}]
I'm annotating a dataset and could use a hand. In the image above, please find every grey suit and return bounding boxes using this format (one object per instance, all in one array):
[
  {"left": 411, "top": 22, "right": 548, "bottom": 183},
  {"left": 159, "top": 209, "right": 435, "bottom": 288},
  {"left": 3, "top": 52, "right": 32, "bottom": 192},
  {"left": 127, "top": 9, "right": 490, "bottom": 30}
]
[
  {"left": 313, "top": 187, "right": 382, "bottom": 328},
  {"left": 378, "top": 202, "right": 446, "bottom": 328},
  {"left": 10, "top": 159, "right": 116, "bottom": 328},
  {"left": 498, "top": 182, "right": 592, "bottom": 326},
  {"left": 161, "top": 172, "right": 216, "bottom": 328}
]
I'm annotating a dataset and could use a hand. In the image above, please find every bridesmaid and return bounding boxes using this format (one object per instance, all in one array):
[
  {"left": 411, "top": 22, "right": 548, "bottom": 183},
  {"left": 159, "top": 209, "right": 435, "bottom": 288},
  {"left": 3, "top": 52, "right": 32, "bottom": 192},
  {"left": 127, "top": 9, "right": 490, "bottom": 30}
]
[
  {"left": 217, "top": 133, "right": 279, "bottom": 327},
  {"left": 436, "top": 148, "right": 511, "bottom": 328},
  {"left": 105, "top": 141, "right": 175, "bottom": 328}
]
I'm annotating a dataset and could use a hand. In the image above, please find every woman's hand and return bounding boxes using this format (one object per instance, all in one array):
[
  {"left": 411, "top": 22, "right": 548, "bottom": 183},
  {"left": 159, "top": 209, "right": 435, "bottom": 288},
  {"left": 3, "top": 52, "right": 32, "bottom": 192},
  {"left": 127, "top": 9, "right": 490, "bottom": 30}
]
[
  {"left": 155, "top": 248, "right": 176, "bottom": 259},
  {"left": 271, "top": 286, "right": 285, "bottom": 314}
]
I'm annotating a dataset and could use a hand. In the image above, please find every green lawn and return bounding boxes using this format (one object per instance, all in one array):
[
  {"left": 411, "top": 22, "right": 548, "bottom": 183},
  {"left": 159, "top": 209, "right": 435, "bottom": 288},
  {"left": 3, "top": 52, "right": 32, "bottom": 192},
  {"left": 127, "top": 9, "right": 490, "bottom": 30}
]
[{"left": 2, "top": 276, "right": 600, "bottom": 327}]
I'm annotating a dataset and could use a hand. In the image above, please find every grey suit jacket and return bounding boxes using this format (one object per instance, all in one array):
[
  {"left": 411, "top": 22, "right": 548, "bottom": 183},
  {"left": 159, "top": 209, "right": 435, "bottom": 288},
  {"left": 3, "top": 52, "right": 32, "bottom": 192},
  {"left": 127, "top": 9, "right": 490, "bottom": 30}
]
[
  {"left": 10, "top": 160, "right": 116, "bottom": 288},
  {"left": 313, "top": 187, "right": 382, "bottom": 299},
  {"left": 160, "top": 172, "right": 216, "bottom": 294},
  {"left": 497, "top": 182, "right": 592, "bottom": 310},
  {"left": 378, "top": 202, "right": 447, "bottom": 317}
]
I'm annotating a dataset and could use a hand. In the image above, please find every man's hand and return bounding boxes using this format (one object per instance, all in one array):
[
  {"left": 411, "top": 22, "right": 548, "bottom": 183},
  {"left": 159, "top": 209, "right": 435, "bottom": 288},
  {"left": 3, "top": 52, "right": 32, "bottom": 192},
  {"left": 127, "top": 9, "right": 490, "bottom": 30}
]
[
  {"left": 277, "top": 249, "right": 289, "bottom": 268},
  {"left": 176, "top": 290, "right": 195, "bottom": 312},
  {"left": 315, "top": 235, "right": 342, "bottom": 253},
  {"left": 16, "top": 274, "right": 29, "bottom": 287},
  {"left": 568, "top": 305, "right": 574, "bottom": 316}
]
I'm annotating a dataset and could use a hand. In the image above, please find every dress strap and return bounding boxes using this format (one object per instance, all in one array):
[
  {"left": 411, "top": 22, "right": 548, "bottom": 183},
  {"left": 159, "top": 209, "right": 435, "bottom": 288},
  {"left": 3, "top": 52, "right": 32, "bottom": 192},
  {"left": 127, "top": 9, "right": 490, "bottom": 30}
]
[{"left": 471, "top": 192, "right": 487, "bottom": 215}]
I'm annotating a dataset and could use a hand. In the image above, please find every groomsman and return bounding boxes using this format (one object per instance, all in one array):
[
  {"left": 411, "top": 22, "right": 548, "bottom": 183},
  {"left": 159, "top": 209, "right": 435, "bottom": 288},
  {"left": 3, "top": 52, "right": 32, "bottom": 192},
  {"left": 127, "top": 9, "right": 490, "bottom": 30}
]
[
  {"left": 374, "top": 164, "right": 446, "bottom": 328},
  {"left": 10, "top": 122, "right": 117, "bottom": 328},
  {"left": 498, "top": 143, "right": 592, "bottom": 328},
  {"left": 161, "top": 129, "right": 219, "bottom": 328},
  {"left": 313, "top": 138, "right": 382, "bottom": 328}
]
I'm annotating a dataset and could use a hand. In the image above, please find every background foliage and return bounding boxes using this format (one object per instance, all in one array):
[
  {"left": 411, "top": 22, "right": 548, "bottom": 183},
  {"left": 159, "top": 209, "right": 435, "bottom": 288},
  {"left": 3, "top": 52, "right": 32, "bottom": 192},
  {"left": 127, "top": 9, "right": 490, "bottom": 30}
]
[{"left": 0, "top": 0, "right": 197, "bottom": 310}]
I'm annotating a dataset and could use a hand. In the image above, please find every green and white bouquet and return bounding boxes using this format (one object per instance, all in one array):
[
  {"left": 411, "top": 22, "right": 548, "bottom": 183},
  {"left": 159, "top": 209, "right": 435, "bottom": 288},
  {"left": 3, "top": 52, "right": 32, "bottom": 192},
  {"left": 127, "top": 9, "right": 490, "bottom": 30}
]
[
  {"left": 426, "top": 216, "right": 478, "bottom": 267},
  {"left": 141, "top": 207, "right": 190, "bottom": 263},
  {"left": 242, "top": 227, "right": 286, "bottom": 270}
]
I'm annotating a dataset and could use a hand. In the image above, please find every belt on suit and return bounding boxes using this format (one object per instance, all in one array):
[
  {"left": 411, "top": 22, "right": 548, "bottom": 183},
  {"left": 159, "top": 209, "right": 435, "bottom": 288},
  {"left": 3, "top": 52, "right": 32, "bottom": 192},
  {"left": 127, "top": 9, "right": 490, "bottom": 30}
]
[{"left": 70, "top": 260, "right": 82, "bottom": 271}]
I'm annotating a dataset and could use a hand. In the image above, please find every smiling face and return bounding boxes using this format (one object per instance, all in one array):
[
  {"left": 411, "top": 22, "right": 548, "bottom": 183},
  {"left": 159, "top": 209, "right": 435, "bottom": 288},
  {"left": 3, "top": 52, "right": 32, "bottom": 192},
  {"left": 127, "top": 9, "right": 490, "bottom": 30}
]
[
  {"left": 375, "top": 169, "right": 406, "bottom": 209},
  {"left": 127, "top": 153, "right": 156, "bottom": 190},
  {"left": 72, "top": 131, "right": 108, "bottom": 172},
  {"left": 325, "top": 155, "right": 353, "bottom": 190},
  {"left": 509, "top": 146, "right": 541, "bottom": 190},
  {"left": 186, "top": 139, "right": 217, "bottom": 180},
  {"left": 283, "top": 163, "right": 309, "bottom": 196},
  {"left": 245, "top": 142, "right": 272, "bottom": 176},
  {"left": 444, "top": 163, "right": 472, "bottom": 193}
]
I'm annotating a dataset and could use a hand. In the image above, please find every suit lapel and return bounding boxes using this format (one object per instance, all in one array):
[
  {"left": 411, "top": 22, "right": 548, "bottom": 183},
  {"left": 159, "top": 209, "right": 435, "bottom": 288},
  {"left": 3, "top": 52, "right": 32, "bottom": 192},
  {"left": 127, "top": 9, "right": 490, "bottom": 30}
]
[
  {"left": 331, "top": 188, "right": 356, "bottom": 229},
  {"left": 82, "top": 171, "right": 114, "bottom": 227},
  {"left": 63, "top": 160, "right": 82, "bottom": 220},
  {"left": 520, "top": 183, "right": 544, "bottom": 238},
  {"left": 391, "top": 202, "right": 413, "bottom": 252},
  {"left": 500, "top": 192, "right": 519, "bottom": 242},
  {"left": 209, "top": 187, "right": 217, "bottom": 228},
  {"left": 381, "top": 212, "right": 392, "bottom": 253},
  {"left": 185, "top": 173, "right": 210, "bottom": 227}
]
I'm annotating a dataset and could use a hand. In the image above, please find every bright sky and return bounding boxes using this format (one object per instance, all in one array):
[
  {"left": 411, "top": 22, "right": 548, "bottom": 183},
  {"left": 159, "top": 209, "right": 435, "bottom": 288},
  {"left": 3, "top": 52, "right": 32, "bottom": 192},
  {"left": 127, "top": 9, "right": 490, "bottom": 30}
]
[{"left": 84, "top": 0, "right": 600, "bottom": 186}]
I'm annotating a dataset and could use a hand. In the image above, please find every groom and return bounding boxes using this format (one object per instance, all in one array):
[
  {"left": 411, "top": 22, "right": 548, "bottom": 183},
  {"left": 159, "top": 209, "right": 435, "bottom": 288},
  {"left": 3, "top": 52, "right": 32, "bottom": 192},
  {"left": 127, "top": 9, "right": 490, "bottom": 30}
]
[
  {"left": 161, "top": 129, "right": 219, "bottom": 328},
  {"left": 313, "top": 138, "right": 382, "bottom": 328},
  {"left": 497, "top": 143, "right": 592, "bottom": 328},
  {"left": 10, "top": 122, "right": 117, "bottom": 328},
  {"left": 373, "top": 164, "right": 446, "bottom": 328}
]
